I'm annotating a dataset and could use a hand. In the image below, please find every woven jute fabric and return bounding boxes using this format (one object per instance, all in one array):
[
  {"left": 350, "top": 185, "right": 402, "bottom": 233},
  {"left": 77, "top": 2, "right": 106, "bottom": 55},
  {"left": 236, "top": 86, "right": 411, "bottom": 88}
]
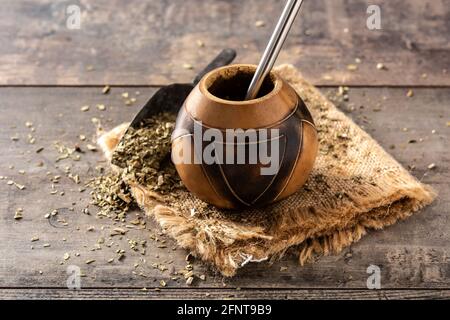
[{"left": 98, "top": 64, "right": 436, "bottom": 277}]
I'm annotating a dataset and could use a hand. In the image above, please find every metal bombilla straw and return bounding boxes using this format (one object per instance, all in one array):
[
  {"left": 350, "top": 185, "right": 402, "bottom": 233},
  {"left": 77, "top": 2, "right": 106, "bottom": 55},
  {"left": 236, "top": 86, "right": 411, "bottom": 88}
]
[{"left": 245, "top": 0, "right": 305, "bottom": 100}]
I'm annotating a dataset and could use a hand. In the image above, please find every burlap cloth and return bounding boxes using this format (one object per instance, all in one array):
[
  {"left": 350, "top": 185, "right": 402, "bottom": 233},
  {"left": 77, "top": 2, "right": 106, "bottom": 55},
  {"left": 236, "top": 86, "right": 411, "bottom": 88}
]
[{"left": 98, "top": 64, "right": 436, "bottom": 277}]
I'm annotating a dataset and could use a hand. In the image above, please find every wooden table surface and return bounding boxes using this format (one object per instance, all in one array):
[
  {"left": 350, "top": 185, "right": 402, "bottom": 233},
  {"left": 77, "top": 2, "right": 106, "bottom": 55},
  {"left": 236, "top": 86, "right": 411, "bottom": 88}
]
[{"left": 0, "top": 0, "right": 449, "bottom": 300}]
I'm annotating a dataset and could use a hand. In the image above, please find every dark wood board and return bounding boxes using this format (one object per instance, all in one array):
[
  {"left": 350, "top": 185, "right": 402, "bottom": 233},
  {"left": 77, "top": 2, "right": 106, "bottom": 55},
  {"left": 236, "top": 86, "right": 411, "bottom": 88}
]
[
  {"left": 0, "top": 86, "right": 448, "bottom": 298},
  {"left": 1, "top": 289, "right": 450, "bottom": 300},
  {"left": 1, "top": 0, "right": 450, "bottom": 86}
]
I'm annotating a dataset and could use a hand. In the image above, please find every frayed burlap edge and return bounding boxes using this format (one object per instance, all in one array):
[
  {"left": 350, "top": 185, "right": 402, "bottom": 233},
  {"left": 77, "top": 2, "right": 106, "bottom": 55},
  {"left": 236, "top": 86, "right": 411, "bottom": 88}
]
[{"left": 97, "top": 64, "right": 436, "bottom": 277}]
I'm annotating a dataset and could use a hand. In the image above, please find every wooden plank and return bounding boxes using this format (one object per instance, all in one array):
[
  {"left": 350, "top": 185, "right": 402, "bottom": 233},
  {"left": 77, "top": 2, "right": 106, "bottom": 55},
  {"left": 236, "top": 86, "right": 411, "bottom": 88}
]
[
  {"left": 0, "top": 87, "right": 448, "bottom": 292},
  {"left": 1, "top": 0, "right": 450, "bottom": 86},
  {"left": 1, "top": 288, "right": 449, "bottom": 300}
]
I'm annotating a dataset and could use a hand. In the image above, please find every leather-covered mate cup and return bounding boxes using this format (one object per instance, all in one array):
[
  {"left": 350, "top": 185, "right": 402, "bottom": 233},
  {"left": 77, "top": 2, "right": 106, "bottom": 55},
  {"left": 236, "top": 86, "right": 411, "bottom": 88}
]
[{"left": 171, "top": 64, "right": 318, "bottom": 209}]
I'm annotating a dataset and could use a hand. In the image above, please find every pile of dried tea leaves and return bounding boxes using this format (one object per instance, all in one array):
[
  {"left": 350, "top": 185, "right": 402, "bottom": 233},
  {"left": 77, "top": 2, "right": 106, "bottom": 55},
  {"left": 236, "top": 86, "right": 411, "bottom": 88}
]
[
  {"left": 112, "top": 112, "right": 183, "bottom": 194},
  {"left": 88, "top": 171, "right": 133, "bottom": 219},
  {"left": 88, "top": 112, "right": 183, "bottom": 218},
  {"left": 113, "top": 113, "right": 175, "bottom": 170}
]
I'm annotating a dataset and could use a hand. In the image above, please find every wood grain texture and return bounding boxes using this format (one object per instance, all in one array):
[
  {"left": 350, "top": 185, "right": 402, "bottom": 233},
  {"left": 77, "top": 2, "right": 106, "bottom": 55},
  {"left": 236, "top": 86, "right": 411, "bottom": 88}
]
[
  {"left": 1, "top": 288, "right": 450, "bottom": 300},
  {"left": 1, "top": 0, "right": 450, "bottom": 86},
  {"left": 0, "top": 87, "right": 448, "bottom": 295}
]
